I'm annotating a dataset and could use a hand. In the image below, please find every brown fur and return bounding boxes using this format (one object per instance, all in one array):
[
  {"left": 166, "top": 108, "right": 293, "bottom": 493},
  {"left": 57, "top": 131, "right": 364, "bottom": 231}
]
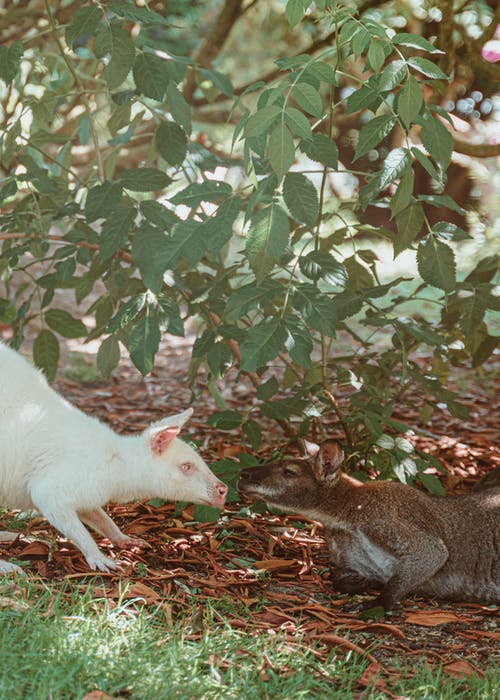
[{"left": 238, "top": 441, "right": 500, "bottom": 612}]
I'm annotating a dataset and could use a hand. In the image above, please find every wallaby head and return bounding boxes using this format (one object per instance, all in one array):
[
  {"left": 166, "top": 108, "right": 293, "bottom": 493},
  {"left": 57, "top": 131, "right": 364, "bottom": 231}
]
[
  {"left": 238, "top": 439, "right": 345, "bottom": 512},
  {"left": 143, "top": 408, "right": 227, "bottom": 508}
]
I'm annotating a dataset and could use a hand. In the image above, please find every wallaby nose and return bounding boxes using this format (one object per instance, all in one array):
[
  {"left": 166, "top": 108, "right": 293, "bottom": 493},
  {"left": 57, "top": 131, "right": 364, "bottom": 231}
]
[
  {"left": 216, "top": 482, "right": 228, "bottom": 499},
  {"left": 239, "top": 468, "right": 256, "bottom": 481}
]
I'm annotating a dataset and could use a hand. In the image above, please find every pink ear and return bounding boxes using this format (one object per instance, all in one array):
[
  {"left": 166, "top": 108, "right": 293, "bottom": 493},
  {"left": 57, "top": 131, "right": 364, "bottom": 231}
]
[{"left": 151, "top": 427, "right": 179, "bottom": 455}]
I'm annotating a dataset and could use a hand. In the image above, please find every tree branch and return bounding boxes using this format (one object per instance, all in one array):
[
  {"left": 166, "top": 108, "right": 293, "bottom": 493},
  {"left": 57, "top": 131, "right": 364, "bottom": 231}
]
[
  {"left": 452, "top": 138, "right": 500, "bottom": 158},
  {"left": 183, "top": 0, "right": 246, "bottom": 104}
]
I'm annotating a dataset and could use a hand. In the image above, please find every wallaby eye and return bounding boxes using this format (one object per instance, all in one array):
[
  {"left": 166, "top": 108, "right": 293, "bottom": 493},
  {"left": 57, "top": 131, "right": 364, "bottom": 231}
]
[
  {"left": 283, "top": 466, "right": 298, "bottom": 478},
  {"left": 180, "top": 462, "right": 195, "bottom": 475}
]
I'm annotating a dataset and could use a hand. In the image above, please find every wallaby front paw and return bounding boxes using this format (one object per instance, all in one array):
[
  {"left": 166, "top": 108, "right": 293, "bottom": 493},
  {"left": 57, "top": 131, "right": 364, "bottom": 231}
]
[
  {"left": 0, "top": 560, "right": 24, "bottom": 575},
  {"left": 86, "top": 553, "right": 123, "bottom": 573}
]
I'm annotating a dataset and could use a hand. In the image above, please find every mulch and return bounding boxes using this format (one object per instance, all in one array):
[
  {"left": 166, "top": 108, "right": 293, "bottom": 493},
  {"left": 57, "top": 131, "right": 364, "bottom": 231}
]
[{"left": 1, "top": 337, "right": 499, "bottom": 689}]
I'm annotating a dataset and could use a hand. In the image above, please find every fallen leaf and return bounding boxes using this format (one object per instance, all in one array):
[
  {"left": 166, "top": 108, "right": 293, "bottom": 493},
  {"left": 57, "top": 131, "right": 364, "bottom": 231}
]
[
  {"left": 253, "top": 559, "right": 298, "bottom": 572},
  {"left": 123, "top": 582, "right": 161, "bottom": 604},
  {"left": 443, "top": 660, "right": 482, "bottom": 678},
  {"left": 405, "top": 610, "right": 471, "bottom": 626}
]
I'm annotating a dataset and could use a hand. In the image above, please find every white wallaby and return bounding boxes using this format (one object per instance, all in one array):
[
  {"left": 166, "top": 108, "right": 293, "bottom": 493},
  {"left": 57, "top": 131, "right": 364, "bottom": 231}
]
[{"left": 0, "top": 343, "right": 227, "bottom": 573}]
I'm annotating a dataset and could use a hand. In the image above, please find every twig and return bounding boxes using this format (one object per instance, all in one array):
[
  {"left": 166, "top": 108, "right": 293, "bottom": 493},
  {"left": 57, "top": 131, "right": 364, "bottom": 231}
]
[{"left": 324, "top": 389, "right": 353, "bottom": 448}]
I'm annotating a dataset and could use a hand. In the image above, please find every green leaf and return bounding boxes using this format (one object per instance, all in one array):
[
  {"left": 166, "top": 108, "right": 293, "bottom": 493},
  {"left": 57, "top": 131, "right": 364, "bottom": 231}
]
[
  {"left": 420, "top": 114, "right": 453, "bottom": 171},
  {"left": 407, "top": 57, "right": 448, "bottom": 80},
  {"left": 85, "top": 182, "right": 122, "bottom": 222},
  {"left": 283, "top": 315, "right": 312, "bottom": 368},
  {"left": 346, "top": 81, "right": 382, "bottom": 114},
  {"left": 200, "top": 68, "right": 233, "bottom": 97},
  {"left": 284, "top": 107, "right": 312, "bottom": 140},
  {"left": 459, "top": 291, "right": 487, "bottom": 337},
  {"left": 433, "top": 221, "right": 470, "bottom": 243},
  {"left": 203, "top": 197, "right": 241, "bottom": 253},
  {"left": 391, "top": 168, "right": 414, "bottom": 217},
  {"left": 97, "top": 335, "right": 121, "bottom": 378},
  {"left": 155, "top": 121, "right": 188, "bottom": 166},
  {"left": 392, "top": 32, "right": 444, "bottom": 54},
  {"left": 0, "top": 41, "right": 23, "bottom": 84},
  {"left": 261, "top": 395, "right": 308, "bottom": 419},
  {"left": 246, "top": 204, "right": 289, "bottom": 283},
  {"left": 411, "top": 147, "right": 440, "bottom": 181},
  {"left": 397, "top": 75, "right": 423, "bottom": 128},
  {"left": 207, "top": 342, "right": 232, "bottom": 377},
  {"left": 367, "top": 39, "right": 386, "bottom": 72},
  {"left": 207, "top": 410, "right": 242, "bottom": 431},
  {"left": 292, "top": 283, "right": 337, "bottom": 335},
  {"left": 286, "top": 0, "right": 305, "bottom": 28},
  {"left": 283, "top": 172, "right": 319, "bottom": 225},
  {"left": 268, "top": 123, "right": 295, "bottom": 179},
  {"left": 133, "top": 52, "right": 169, "bottom": 101},
  {"left": 419, "top": 194, "right": 465, "bottom": 214},
  {"left": 161, "top": 219, "right": 207, "bottom": 267},
  {"left": 167, "top": 83, "right": 192, "bottom": 134},
  {"left": 242, "top": 420, "right": 262, "bottom": 450},
  {"left": 94, "top": 23, "right": 135, "bottom": 90},
  {"left": 355, "top": 115, "right": 395, "bottom": 161},
  {"left": 171, "top": 181, "right": 232, "bottom": 207},
  {"left": 344, "top": 256, "right": 374, "bottom": 290},
  {"left": 108, "top": 102, "right": 132, "bottom": 136},
  {"left": 108, "top": 294, "right": 147, "bottom": 332},
  {"left": 379, "top": 147, "right": 412, "bottom": 190},
  {"left": 156, "top": 294, "right": 184, "bottom": 337},
  {"left": 244, "top": 105, "right": 282, "bottom": 138},
  {"left": 45, "top": 309, "right": 87, "bottom": 338},
  {"left": 100, "top": 204, "right": 136, "bottom": 261},
  {"left": 417, "top": 236, "right": 456, "bottom": 292},
  {"left": 66, "top": 6, "right": 103, "bottom": 47},
  {"left": 299, "top": 250, "right": 348, "bottom": 286},
  {"left": 240, "top": 319, "right": 287, "bottom": 371},
  {"left": 108, "top": 1, "right": 166, "bottom": 24},
  {"left": 300, "top": 133, "right": 338, "bottom": 168},
  {"left": 256, "top": 375, "right": 279, "bottom": 400},
  {"left": 225, "top": 279, "right": 283, "bottom": 320},
  {"left": 119, "top": 167, "right": 172, "bottom": 192},
  {"left": 140, "top": 200, "right": 179, "bottom": 232},
  {"left": 292, "top": 83, "right": 323, "bottom": 117},
  {"left": 131, "top": 225, "right": 172, "bottom": 293},
  {"left": 33, "top": 330, "right": 60, "bottom": 381},
  {"left": 394, "top": 203, "right": 424, "bottom": 257},
  {"left": 378, "top": 60, "right": 407, "bottom": 91},
  {"left": 128, "top": 313, "right": 160, "bottom": 375}
]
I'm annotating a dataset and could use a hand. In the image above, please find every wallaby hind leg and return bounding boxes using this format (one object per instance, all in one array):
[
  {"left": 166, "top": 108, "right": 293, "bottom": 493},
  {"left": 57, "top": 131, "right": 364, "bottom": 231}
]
[
  {"left": 372, "top": 537, "right": 449, "bottom": 611},
  {"left": 331, "top": 570, "right": 382, "bottom": 594},
  {"left": 79, "top": 508, "right": 150, "bottom": 550}
]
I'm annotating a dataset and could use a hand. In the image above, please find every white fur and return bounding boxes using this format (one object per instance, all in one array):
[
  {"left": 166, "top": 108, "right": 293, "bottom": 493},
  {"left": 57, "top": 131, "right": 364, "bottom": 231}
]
[{"left": 0, "top": 343, "right": 227, "bottom": 572}]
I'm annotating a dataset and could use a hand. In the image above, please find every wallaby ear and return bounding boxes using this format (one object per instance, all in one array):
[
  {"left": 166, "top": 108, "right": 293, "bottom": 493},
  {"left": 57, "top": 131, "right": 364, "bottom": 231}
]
[
  {"left": 312, "top": 440, "right": 344, "bottom": 482},
  {"left": 303, "top": 439, "right": 320, "bottom": 458},
  {"left": 146, "top": 408, "right": 194, "bottom": 456}
]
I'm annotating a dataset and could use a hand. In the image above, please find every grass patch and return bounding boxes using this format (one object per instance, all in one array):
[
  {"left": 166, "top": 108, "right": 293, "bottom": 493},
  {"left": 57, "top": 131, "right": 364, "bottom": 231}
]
[{"left": 0, "top": 578, "right": 497, "bottom": 699}]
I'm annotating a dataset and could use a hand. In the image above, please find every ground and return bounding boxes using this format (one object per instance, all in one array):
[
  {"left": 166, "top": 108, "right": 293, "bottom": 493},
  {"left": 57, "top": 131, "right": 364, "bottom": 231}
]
[{"left": 0, "top": 335, "right": 498, "bottom": 693}]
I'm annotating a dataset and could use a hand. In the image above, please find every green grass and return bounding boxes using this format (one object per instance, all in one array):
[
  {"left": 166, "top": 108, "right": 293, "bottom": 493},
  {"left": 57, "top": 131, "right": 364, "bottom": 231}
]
[{"left": 0, "top": 578, "right": 497, "bottom": 699}]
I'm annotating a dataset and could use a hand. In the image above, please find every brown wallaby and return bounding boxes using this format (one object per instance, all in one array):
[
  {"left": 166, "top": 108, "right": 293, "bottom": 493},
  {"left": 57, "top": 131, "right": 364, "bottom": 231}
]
[{"left": 238, "top": 440, "right": 500, "bottom": 612}]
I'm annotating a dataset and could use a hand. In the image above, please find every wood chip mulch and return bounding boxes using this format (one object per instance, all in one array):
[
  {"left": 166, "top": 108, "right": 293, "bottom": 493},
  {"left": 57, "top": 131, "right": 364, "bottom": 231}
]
[{"left": 1, "top": 337, "right": 499, "bottom": 686}]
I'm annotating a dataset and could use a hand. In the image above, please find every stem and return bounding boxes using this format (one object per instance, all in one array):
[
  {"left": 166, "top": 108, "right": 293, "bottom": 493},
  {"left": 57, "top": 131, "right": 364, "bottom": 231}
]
[{"left": 323, "top": 389, "right": 353, "bottom": 448}]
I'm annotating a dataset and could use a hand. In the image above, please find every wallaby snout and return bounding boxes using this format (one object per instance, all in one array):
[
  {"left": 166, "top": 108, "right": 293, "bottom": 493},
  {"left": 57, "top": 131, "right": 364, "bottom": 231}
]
[{"left": 211, "top": 481, "right": 228, "bottom": 507}]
